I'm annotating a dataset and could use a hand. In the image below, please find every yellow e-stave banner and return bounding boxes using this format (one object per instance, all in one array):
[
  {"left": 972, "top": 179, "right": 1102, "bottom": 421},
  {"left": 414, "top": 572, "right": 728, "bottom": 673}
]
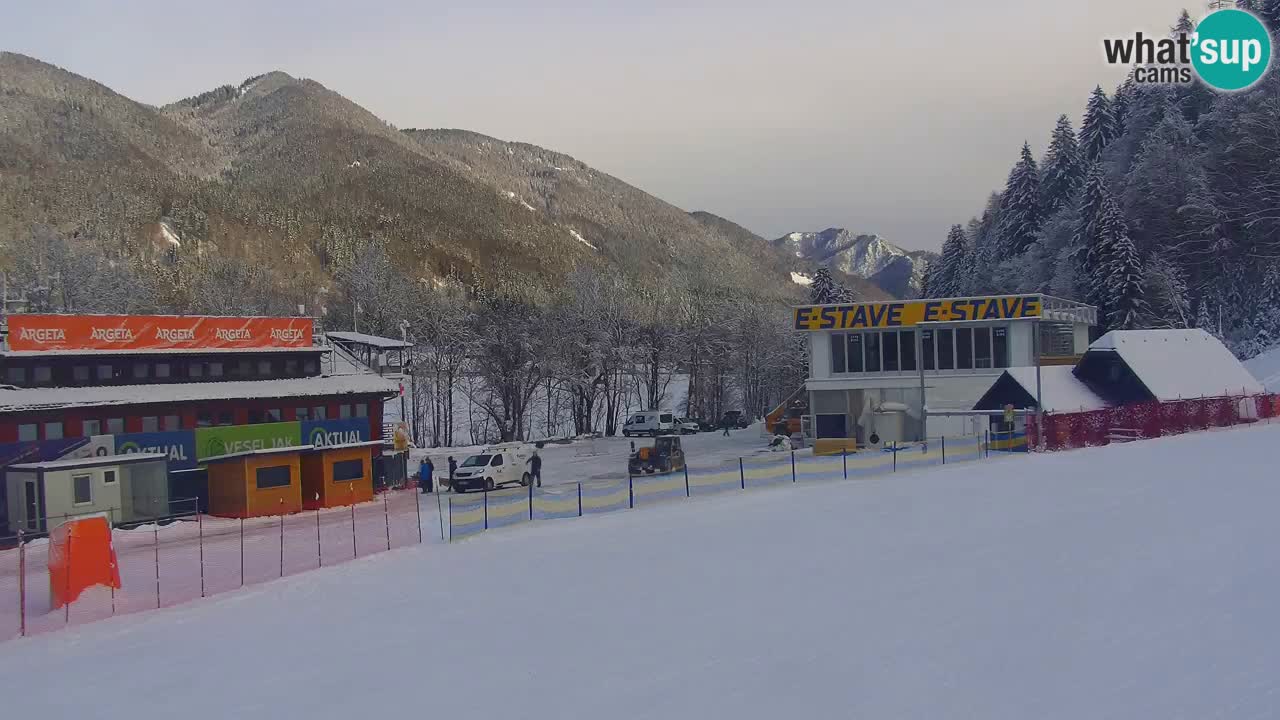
[{"left": 794, "top": 295, "right": 1042, "bottom": 332}]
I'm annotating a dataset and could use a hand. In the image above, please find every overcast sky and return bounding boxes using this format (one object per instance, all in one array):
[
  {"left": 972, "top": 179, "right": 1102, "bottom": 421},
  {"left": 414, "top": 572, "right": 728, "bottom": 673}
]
[{"left": 5, "top": 0, "right": 1197, "bottom": 249}]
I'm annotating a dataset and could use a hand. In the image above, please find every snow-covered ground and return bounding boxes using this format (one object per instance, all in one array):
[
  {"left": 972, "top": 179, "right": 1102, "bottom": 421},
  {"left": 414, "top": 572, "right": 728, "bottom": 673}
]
[
  {"left": 4, "top": 423, "right": 1279, "bottom": 718},
  {"left": 1245, "top": 344, "right": 1280, "bottom": 392}
]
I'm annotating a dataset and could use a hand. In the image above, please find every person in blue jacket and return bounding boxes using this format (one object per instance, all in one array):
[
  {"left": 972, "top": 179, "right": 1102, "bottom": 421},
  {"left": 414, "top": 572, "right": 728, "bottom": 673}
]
[{"left": 419, "top": 457, "right": 434, "bottom": 493}]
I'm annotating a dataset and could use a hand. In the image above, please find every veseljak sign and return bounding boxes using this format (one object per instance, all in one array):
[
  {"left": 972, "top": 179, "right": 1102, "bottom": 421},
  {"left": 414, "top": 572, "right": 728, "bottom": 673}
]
[{"left": 6, "top": 315, "right": 313, "bottom": 352}]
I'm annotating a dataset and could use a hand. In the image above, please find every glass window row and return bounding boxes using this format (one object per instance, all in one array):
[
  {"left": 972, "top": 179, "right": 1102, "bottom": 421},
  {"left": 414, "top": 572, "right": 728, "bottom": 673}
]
[{"left": 831, "top": 326, "right": 1010, "bottom": 375}]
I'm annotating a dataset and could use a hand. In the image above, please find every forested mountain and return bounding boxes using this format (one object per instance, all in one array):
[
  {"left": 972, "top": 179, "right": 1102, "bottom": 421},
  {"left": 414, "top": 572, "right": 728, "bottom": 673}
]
[
  {"left": 773, "top": 229, "right": 935, "bottom": 298},
  {"left": 919, "top": 7, "right": 1280, "bottom": 359}
]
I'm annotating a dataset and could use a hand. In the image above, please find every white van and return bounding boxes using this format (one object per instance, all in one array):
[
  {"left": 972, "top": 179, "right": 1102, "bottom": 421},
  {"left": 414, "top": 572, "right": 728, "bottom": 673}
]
[
  {"left": 451, "top": 443, "right": 535, "bottom": 492},
  {"left": 623, "top": 411, "right": 676, "bottom": 437}
]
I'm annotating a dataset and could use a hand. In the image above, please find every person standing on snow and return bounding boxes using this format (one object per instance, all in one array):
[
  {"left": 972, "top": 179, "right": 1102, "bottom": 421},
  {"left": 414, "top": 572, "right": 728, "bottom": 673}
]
[
  {"left": 447, "top": 456, "right": 457, "bottom": 489},
  {"left": 419, "top": 456, "right": 434, "bottom": 493},
  {"left": 530, "top": 451, "right": 543, "bottom": 488},
  {"left": 722, "top": 418, "right": 731, "bottom": 437}
]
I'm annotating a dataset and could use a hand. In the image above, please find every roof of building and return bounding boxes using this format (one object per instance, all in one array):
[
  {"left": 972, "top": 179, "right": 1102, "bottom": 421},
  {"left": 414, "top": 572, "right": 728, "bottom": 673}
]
[
  {"left": 203, "top": 445, "right": 316, "bottom": 463},
  {"left": 0, "top": 346, "right": 326, "bottom": 358},
  {"left": 1085, "top": 329, "right": 1263, "bottom": 401},
  {"left": 10, "top": 452, "right": 168, "bottom": 471},
  {"left": 0, "top": 373, "right": 400, "bottom": 413},
  {"left": 974, "top": 366, "right": 1110, "bottom": 413},
  {"left": 326, "top": 331, "right": 412, "bottom": 350},
  {"left": 1244, "top": 344, "right": 1280, "bottom": 393}
]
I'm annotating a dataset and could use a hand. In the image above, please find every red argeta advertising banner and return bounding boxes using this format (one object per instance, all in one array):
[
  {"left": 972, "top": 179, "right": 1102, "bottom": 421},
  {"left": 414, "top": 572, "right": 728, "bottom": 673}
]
[{"left": 6, "top": 315, "right": 314, "bottom": 352}]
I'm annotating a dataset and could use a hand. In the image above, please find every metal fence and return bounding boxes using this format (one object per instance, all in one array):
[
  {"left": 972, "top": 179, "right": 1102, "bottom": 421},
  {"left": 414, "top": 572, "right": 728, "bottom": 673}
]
[
  {"left": 0, "top": 489, "right": 423, "bottom": 642},
  {"left": 447, "top": 435, "right": 996, "bottom": 542}
]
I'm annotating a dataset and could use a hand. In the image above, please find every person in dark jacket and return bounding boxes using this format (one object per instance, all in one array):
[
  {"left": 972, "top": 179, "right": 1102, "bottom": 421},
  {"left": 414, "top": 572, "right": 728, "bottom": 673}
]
[
  {"left": 447, "top": 456, "right": 457, "bottom": 490},
  {"left": 530, "top": 451, "right": 543, "bottom": 488},
  {"left": 419, "top": 457, "right": 434, "bottom": 493},
  {"left": 722, "top": 419, "right": 731, "bottom": 437}
]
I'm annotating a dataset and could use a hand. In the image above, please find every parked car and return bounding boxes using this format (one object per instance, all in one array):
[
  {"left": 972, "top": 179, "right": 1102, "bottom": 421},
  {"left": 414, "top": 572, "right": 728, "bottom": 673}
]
[
  {"left": 623, "top": 411, "right": 677, "bottom": 437},
  {"left": 720, "top": 410, "right": 752, "bottom": 429},
  {"left": 451, "top": 443, "right": 534, "bottom": 492},
  {"left": 691, "top": 417, "right": 718, "bottom": 433},
  {"left": 675, "top": 417, "right": 701, "bottom": 435}
]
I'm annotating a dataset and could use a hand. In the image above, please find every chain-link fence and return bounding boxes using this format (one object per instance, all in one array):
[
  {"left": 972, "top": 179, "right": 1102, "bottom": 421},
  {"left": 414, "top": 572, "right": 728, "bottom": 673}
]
[
  {"left": 447, "top": 435, "right": 992, "bottom": 542},
  {"left": 0, "top": 488, "right": 423, "bottom": 641}
]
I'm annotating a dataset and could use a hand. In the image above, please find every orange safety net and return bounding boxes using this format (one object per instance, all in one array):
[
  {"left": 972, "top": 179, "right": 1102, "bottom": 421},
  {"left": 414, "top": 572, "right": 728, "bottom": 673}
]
[{"left": 48, "top": 516, "right": 122, "bottom": 610}]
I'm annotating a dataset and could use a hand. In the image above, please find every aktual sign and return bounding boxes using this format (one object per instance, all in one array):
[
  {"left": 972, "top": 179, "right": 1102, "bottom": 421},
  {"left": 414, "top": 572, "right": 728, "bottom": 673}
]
[
  {"left": 302, "top": 418, "right": 370, "bottom": 448},
  {"left": 794, "top": 295, "right": 1042, "bottom": 332},
  {"left": 6, "top": 315, "right": 313, "bottom": 352},
  {"left": 116, "top": 431, "right": 198, "bottom": 470}
]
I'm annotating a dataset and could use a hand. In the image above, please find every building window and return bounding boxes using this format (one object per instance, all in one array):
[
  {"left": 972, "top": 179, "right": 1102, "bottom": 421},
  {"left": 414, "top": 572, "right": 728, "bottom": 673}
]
[
  {"left": 18, "top": 424, "right": 38, "bottom": 442},
  {"left": 103, "top": 470, "right": 117, "bottom": 485},
  {"left": 83, "top": 419, "right": 102, "bottom": 436},
  {"left": 73, "top": 474, "right": 93, "bottom": 505},
  {"left": 312, "top": 406, "right": 326, "bottom": 421},
  {"left": 237, "top": 360, "right": 252, "bottom": 378},
  {"left": 73, "top": 366, "right": 90, "bottom": 382},
  {"left": 845, "top": 334, "right": 863, "bottom": 373},
  {"left": 957, "top": 328, "right": 974, "bottom": 370},
  {"left": 189, "top": 362, "right": 205, "bottom": 379},
  {"left": 937, "top": 329, "right": 955, "bottom": 370},
  {"left": 974, "top": 327, "right": 993, "bottom": 368},
  {"left": 248, "top": 408, "right": 263, "bottom": 424},
  {"left": 882, "top": 331, "right": 900, "bottom": 372},
  {"left": 830, "top": 334, "right": 847, "bottom": 373},
  {"left": 156, "top": 363, "right": 171, "bottom": 379},
  {"left": 296, "top": 407, "right": 310, "bottom": 422},
  {"left": 6, "top": 367, "right": 26, "bottom": 384},
  {"left": 141, "top": 416, "right": 159, "bottom": 433},
  {"left": 332, "top": 459, "right": 364, "bottom": 482},
  {"left": 97, "top": 364, "right": 113, "bottom": 381},
  {"left": 922, "top": 331, "right": 935, "bottom": 371},
  {"left": 265, "top": 408, "right": 283, "bottom": 423},
  {"left": 218, "top": 411, "right": 234, "bottom": 426},
  {"left": 209, "top": 362, "right": 224, "bottom": 378},
  {"left": 164, "top": 415, "right": 181, "bottom": 431},
  {"left": 993, "top": 327, "right": 1009, "bottom": 368},
  {"left": 255, "top": 465, "right": 293, "bottom": 490},
  {"left": 304, "top": 359, "right": 319, "bottom": 374},
  {"left": 133, "top": 363, "right": 150, "bottom": 380},
  {"left": 44, "top": 422, "right": 64, "bottom": 440},
  {"left": 865, "top": 332, "right": 881, "bottom": 373},
  {"left": 197, "top": 411, "right": 213, "bottom": 428},
  {"left": 257, "top": 360, "right": 272, "bottom": 376},
  {"left": 285, "top": 359, "right": 299, "bottom": 375},
  {"left": 107, "top": 418, "right": 124, "bottom": 434},
  {"left": 355, "top": 403, "right": 368, "bottom": 418},
  {"left": 33, "top": 366, "right": 52, "bottom": 384},
  {"left": 339, "top": 404, "right": 353, "bottom": 419},
  {"left": 900, "top": 330, "right": 916, "bottom": 372}
]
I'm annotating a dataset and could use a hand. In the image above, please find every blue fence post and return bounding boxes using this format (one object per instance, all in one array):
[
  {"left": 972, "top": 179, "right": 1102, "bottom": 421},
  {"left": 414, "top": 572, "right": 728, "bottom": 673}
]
[
  {"left": 739, "top": 457, "right": 745, "bottom": 490},
  {"left": 791, "top": 450, "right": 796, "bottom": 483},
  {"left": 447, "top": 498, "right": 453, "bottom": 543},
  {"left": 528, "top": 482, "right": 534, "bottom": 521},
  {"left": 843, "top": 447, "right": 847, "bottom": 479},
  {"left": 942, "top": 436, "right": 947, "bottom": 465},
  {"left": 684, "top": 463, "right": 690, "bottom": 497},
  {"left": 483, "top": 489, "right": 489, "bottom": 530},
  {"left": 577, "top": 483, "right": 583, "bottom": 517},
  {"left": 892, "top": 441, "right": 897, "bottom": 472},
  {"left": 628, "top": 473, "right": 634, "bottom": 509},
  {"left": 985, "top": 430, "right": 990, "bottom": 458}
]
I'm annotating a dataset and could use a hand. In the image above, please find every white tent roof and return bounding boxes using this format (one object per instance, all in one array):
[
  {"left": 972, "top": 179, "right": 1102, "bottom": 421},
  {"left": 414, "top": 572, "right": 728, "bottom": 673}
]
[
  {"left": 1088, "top": 329, "right": 1263, "bottom": 401},
  {"left": 1000, "top": 366, "right": 1110, "bottom": 413},
  {"left": 326, "top": 331, "right": 411, "bottom": 349},
  {"left": 1244, "top": 344, "right": 1280, "bottom": 393}
]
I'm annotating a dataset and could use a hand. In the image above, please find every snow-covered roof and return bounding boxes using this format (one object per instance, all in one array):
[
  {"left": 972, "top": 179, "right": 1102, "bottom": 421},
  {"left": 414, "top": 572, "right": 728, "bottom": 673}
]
[
  {"left": 1087, "top": 329, "right": 1263, "bottom": 401},
  {"left": 1001, "top": 366, "right": 1110, "bottom": 413},
  {"left": 0, "top": 346, "right": 325, "bottom": 358},
  {"left": 0, "top": 373, "right": 400, "bottom": 413},
  {"left": 10, "top": 453, "right": 168, "bottom": 471},
  {"left": 1244, "top": 344, "right": 1280, "bottom": 393},
  {"left": 203, "top": 445, "right": 315, "bottom": 463},
  {"left": 326, "top": 331, "right": 411, "bottom": 349}
]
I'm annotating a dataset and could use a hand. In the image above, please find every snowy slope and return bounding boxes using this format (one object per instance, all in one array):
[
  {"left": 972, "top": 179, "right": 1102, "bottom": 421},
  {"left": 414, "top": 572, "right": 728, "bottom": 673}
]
[
  {"left": 4, "top": 424, "right": 1280, "bottom": 719},
  {"left": 773, "top": 228, "right": 932, "bottom": 297},
  {"left": 1245, "top": 343, "right": 1280, "bottom": 392}
]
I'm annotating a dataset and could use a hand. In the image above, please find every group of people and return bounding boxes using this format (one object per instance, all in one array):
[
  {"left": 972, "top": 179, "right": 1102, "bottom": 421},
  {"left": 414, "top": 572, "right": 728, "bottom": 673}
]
[{"left": 417, "top": 450, "right": 543, "bottom": 492}]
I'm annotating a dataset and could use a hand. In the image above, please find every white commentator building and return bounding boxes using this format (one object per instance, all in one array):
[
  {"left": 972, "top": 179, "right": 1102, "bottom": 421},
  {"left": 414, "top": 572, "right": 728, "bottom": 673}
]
[{"left": 796, "top": 294, "right": 1097, "bottom": 445}]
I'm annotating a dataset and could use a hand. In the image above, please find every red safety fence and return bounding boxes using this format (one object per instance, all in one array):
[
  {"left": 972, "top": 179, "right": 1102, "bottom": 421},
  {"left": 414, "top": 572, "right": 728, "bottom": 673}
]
[
  {"left": 1028, "top": 394, "right": 1280, "bottom": 451},
  {"left": 0, "top": 488, "right": 424, "bottom": 641}
]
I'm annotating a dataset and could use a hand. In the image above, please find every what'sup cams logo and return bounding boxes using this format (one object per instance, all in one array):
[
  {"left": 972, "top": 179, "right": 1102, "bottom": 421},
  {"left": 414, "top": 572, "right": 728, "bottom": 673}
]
[{"left": 1104, "top": 9, "right": 1273, "bottom": 91}]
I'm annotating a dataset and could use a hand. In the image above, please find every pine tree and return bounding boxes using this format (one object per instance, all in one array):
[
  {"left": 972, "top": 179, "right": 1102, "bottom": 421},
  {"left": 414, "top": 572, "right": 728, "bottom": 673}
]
[
  {"left": 1040, "top": 115, "right": 1084, "bottom": 215},
  {"left": 1112, "top": 76, "right": 1136, "bottom": 134},
  {"left": 931, "top": 225, "right": 971, "bottom": 297},
  {"left": 1080, "top": 86, "right": 1118, "bottom": 165},
  {"left": 1070, "top": 163, "right": 1109, "bottom": 307},
  {"left": 1236, "top": 0, "right": 1257, "bottom": 12},
  {"left": 808, "top": 267, "right": 840, "bottom": 304},
  {"left": 995, "top": 142, "right": 1042, "bottom": 255},
  {"left": 1261, "top": 0, "right": 1280, "bottom": 30},
  {"left": 1173, "top": 9, "right": 1194, "bottom": 36},
  {"left": 1101, "top": 202, "right": 1147, "bottom": 330}
]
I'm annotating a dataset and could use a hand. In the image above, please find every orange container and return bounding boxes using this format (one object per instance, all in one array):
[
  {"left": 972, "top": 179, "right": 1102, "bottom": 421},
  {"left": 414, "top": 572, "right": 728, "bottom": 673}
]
[
  {"left": 300, "top": 445, "right": 375, "bottom": 510},
  {"left": 207, "top": 450, "right": 304, "bottom": 518}
]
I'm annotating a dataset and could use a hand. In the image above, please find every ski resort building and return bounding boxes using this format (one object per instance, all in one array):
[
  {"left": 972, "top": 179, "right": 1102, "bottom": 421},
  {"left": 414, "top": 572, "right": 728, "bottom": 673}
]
[
  {"left": 0, "top": 314, "right": 401, "bottom": 534},
  {"left": 795, "top": 294, "right": 1098, "bottom": 445}
]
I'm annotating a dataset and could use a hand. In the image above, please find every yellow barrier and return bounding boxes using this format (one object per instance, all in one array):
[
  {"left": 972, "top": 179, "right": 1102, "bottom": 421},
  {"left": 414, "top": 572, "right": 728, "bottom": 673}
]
[{"left": 813, "top": 439, "right": 857, "bottom": 456}]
